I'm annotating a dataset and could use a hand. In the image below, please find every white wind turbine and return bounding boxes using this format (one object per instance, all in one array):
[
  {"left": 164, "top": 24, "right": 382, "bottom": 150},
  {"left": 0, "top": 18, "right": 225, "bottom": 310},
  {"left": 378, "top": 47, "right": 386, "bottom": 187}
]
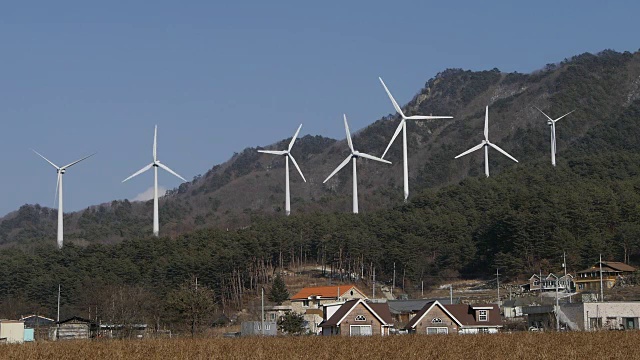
[
  {"left": 32, "top": 150, "right": 95, "bottom": 249},
  {"left": 379, "top": 77, "right": 452, "bottom": 201},
  {"left": 534, "top": 106, "right": 575, "bottom": 166},
  {"left": 257, "top": 124, "right": 306, "bottom": 215},
  {"left": 324, "top": 115, "right": 391, "bottom": 214},
  {"left": 122, "top": 125, "right": 186, "bottom": 237},
  {"left": 455, "top": 106, "right": 518, "bottom": 177}
]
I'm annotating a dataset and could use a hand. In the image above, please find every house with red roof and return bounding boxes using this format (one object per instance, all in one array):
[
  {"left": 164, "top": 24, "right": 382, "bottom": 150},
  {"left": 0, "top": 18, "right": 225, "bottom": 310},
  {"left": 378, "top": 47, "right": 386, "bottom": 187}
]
[
  {"left": 289, "top": 284, "right": 367, "bottom": 334},
  {"left": 319, "top": 299, "right": 393, "bottom": 336},
  {"left": 405, "top": 300, "right": 502, "bottom": 334}
]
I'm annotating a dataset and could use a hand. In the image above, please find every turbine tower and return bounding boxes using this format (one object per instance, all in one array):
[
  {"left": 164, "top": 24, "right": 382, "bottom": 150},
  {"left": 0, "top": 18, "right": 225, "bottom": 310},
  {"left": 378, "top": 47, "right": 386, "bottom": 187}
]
[
  {"left": 379, "top": 77, "right": 452, "bottom": 201},
  {"left": 257, "top": 124, "right": 306, "bottom": 215},
  {"left": 324, "top": 115, "right": 391, "bottom": 214},
  {"left": 534, "top": 106, "right": 575, "bottom": 166},
  {"left": 455, "top": 106, "right": 518, "bottom": 177},
  {"left": 32, "top": 150, "right": 95, "bottom": 249},
  {"left": 123, "top": 125, "right": 186, "bottom": 237}
]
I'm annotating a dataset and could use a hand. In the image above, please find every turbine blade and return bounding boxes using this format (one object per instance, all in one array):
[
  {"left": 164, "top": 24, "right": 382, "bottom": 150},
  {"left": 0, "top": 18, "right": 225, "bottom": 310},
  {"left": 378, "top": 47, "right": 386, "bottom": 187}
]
[
  {"left": 343, "top": 115, "right": 354, "bottom": 152},
  {"left": 489, "top": 142, "right": 518, "bottom": 163},
  {"left": 554, "top": 109, "right": 575, "bottom": 122},
  {"left": 257, "top": 150, "right": 287, "bottom": 155},
  {"left": 62, "top": 153, "right": 96, "bottom": 169},
  {"left": 405, "top": 115, "right": 453, "bottom": 120},
  {"left": 455, "top": 142, "right": 485, "bottom": 159},
  {"left": 288, "top": 155, "right": 306, "bottom": 182},
  {"left": 356, "top": 151, "right": 392, "bottom": 164},
  {"left": 32, "top": 149, "right": 59, "bottom": 170},
  {"left": 381, "top": 120, "right": 404, "bottom": 159},
  {"left": 157, "top": 162, "right": 187, "bottom": 182},
  {"left": 534, "top": 106, "right": 554, "bottom": 122},
  {"left": 484, "top": 106, "right": 489, "bottom": 140},
  {"left": 323, "top": 155, "right": 352, "bottom": 183},
  {"left": 288, "top": 124, "right": 302, "bottom": 151},
  {"left": 153, "top": 125, "right": 158, "bottom": 161},
  {"left": 378, "top": 77, "right": 405, "bottom": 118},
  {"left": 122, "top": 163, "right": 153, "bottom": 183}
]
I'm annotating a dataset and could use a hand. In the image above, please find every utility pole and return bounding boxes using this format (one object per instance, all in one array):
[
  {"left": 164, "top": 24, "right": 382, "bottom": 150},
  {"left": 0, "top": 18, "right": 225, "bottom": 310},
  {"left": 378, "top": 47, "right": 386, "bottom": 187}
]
[
  {"left": 372, "top": 267, "right": 376, "bottom": 298},
  {"left": 421, "top": 280, "right": 424, "bottom": 297},
  {"left": 57, "top": 284, "right": 61, "bottom": 323},
  {"left": 556, "top": 279, "right": 560, "bottom": 331},
  {"left": 261, "top": 287, "right": 265, "bottom": 336},
  {"left": 496, "top": 268, "right": 500, "bottom": 307},
  {"left": 56, "top": 284, "right": 61, "bottom": 341},
  {"left": 599, "top": 254, "right": 604, "bottom": 302},
  {"left": 392, "top": 262, "right": 396, "bottom": 299},
  {"left": 449, "top": 284, "right": 453, "bottom": 304}
]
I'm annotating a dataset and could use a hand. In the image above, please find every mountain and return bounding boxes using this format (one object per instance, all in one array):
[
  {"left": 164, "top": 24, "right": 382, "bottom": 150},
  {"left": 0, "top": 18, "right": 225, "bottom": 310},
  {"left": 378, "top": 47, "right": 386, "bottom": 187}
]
[{"left": 2, "top": 49, "right": 640, "bottom": 247}]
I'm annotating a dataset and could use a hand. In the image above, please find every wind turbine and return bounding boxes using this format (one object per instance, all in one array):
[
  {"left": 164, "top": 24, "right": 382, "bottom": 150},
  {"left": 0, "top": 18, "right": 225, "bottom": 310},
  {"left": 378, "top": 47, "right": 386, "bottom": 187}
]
[
  {"left": 32, "top": 150, "right": 95, "bottom": 249},
  {"left": 257, "top": 124, "right": 306, "bottom": 215},
  {"left": 534, "top": 106, "right": 575, "bottom": 166},
  {"left": 455, "top": 106, "right": 518, "bottom": 177},
  {"left": 122, "top": 125, "right": 186, "bottom": 237},
  {"left": 324, "top": 115, "right": 391, "bottom": 214},
  {"left": 379, "top": 77, "right": 452, "bottom": 201}
]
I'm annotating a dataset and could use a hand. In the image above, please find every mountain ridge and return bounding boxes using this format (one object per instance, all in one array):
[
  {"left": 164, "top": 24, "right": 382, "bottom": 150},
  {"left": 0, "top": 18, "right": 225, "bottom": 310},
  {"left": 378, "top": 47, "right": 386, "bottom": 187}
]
[{"left": 3, "top": 49, "right": 640, "bottom": 247}]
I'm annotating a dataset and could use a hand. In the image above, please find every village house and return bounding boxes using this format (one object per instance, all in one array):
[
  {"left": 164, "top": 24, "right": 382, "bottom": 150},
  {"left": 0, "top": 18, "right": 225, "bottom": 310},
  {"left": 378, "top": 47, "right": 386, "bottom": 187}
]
[
  {"left": 405, "top": 300, "right": 502, "bottom": 334},
  {"left": 527, "top": 273, "right": 574, "bottom": 293},
  {"left": 319, "top": 299, "right": 393, "bottom": 336},
  {"left": 574, "top": 261, "right": 636, "bottom": 292},
  {"left": 290, "top": 284, "right": 367, "bottom": 334}
]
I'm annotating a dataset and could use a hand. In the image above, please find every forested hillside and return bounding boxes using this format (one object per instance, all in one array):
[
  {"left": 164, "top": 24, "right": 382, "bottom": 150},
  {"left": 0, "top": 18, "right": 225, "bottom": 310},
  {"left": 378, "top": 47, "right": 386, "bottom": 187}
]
[{"left": 2, "top": 49, "right": 640, "bottom": 246}]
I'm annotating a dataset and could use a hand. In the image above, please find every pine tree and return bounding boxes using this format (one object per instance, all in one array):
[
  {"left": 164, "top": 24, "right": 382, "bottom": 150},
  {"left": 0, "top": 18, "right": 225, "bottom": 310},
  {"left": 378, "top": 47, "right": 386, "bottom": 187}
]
[{"left": 268, "top": 273, "right": 289, "bottom": 305}]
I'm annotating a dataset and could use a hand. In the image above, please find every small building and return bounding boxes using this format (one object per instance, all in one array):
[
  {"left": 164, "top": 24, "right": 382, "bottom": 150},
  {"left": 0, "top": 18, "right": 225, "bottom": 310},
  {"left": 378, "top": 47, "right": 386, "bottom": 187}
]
[
  {"left": 502, "top": 298, "right": 533, "bottom": 318},
  {"left": 20, "top": 315, "right": 55, "bottom": 341},
  {"left": 574, "top": 261, "right": 636, "bottom": 292},
  {"left": 522, "top": 305, "right": 556, "bottom": 330},
  {"left": 264, "top": 305, "right": 293, "bottom": 323},
  {"left": 0, "top": 320, "right": 25, "bottom": 344},
  {"left": 241, "top": 321, "right": 277, "bottom": 336},
  {"left": 53, "top": 316, "right": 95, "bottom": 341},
  {"left": 290, "top": 284, "right": 368, "bottom": 334},
  {"left": 405, "top": 301, "right": 502, "bottom": 335},
  {"left": 319, "top": 299, "right": 393, "bottom": 336}
]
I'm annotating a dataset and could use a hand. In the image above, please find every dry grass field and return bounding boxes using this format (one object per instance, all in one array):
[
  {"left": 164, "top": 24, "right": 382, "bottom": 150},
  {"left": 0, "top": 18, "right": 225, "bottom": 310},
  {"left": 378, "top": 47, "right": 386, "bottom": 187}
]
[{"left": 3, "top": 332, "right": 640, "bottom": 360}]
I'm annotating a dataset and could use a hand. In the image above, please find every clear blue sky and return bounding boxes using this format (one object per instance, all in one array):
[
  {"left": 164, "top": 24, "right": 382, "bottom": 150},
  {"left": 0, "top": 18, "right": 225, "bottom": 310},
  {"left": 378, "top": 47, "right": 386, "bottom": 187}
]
[{"left": 0, "top": 0, "right": 637, "bottom": 216}]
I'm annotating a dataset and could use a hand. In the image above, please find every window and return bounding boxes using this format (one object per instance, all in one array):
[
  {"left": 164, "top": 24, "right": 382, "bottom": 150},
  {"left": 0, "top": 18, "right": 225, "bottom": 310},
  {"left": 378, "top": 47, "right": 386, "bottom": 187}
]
[
  {"left": 426, "top": 327, "right": 448, "bottom": 335},
  {"left": 270, "top": 313, "right": 276, "bottom": 321},
  {"left": 431, "top": 318, "right": 443, "bottom": 324},
  {"left": 478, "top": 310, "right": 488, "bottom": 321},
  {"left": 350, "top": 290, "right": 354, "bottom": 296},
  {"left": 350, "top": 325, "right": 372, "bottom": 336},
  {"left": 265, "top": 324, "right": 271, "bottom": 331},
  {"left": 302, "top": 300, "right": 309, "bottom": 307},
  {"left": 355, "top": 315, "right": 366, "bottom": 321}
]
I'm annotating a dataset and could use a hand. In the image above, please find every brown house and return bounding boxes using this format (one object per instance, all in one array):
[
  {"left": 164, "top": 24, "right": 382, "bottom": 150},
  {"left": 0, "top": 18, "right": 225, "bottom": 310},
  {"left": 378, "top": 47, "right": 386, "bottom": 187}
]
[
  {"left": 574, "top": 261, "right": 636, "bottom": 292},
  {"left": 319, "top": 299, "right": 393, "bottom": 336},
  {"left": 405, "top": 300, "right": 502, "bottom": 334}
]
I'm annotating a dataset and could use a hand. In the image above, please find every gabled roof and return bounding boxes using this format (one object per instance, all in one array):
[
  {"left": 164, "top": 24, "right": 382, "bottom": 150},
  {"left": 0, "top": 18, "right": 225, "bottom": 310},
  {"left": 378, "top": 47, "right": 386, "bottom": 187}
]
[
  {"left": 320, "top": 299, "right": 391, "bottom": 327},
  {"left": 58, "top": 316, "right": 92, "bottom": 325},
  {"left": 545, "top": 273, "right": 558, "bottom": 280},
  {"left": 577, "top": 261, "right": 636, "bottom": 274},
  {"left": 405, "top": 301, "right": 462, "bottom": 329},
  {"left": 446, "top": 304, "right": 502, "bottom": 327},
  {"left": 290, "top": 284, "right": 365, "bottom": 300},
  {"left": 529, "top": 274, "right": 540, "bottom": 280}
]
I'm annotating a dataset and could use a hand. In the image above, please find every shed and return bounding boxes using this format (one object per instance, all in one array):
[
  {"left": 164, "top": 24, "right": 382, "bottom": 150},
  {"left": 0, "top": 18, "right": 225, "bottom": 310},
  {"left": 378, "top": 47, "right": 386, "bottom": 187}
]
[
  {"left": 0, "top": 320, "right": 25, "bottom": 344},
  {"left": 241, "top": 321, "right": 277, "bottom": 336},
  {"left": 54, "top": 316, "right": 95, "bottom": 341}
]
